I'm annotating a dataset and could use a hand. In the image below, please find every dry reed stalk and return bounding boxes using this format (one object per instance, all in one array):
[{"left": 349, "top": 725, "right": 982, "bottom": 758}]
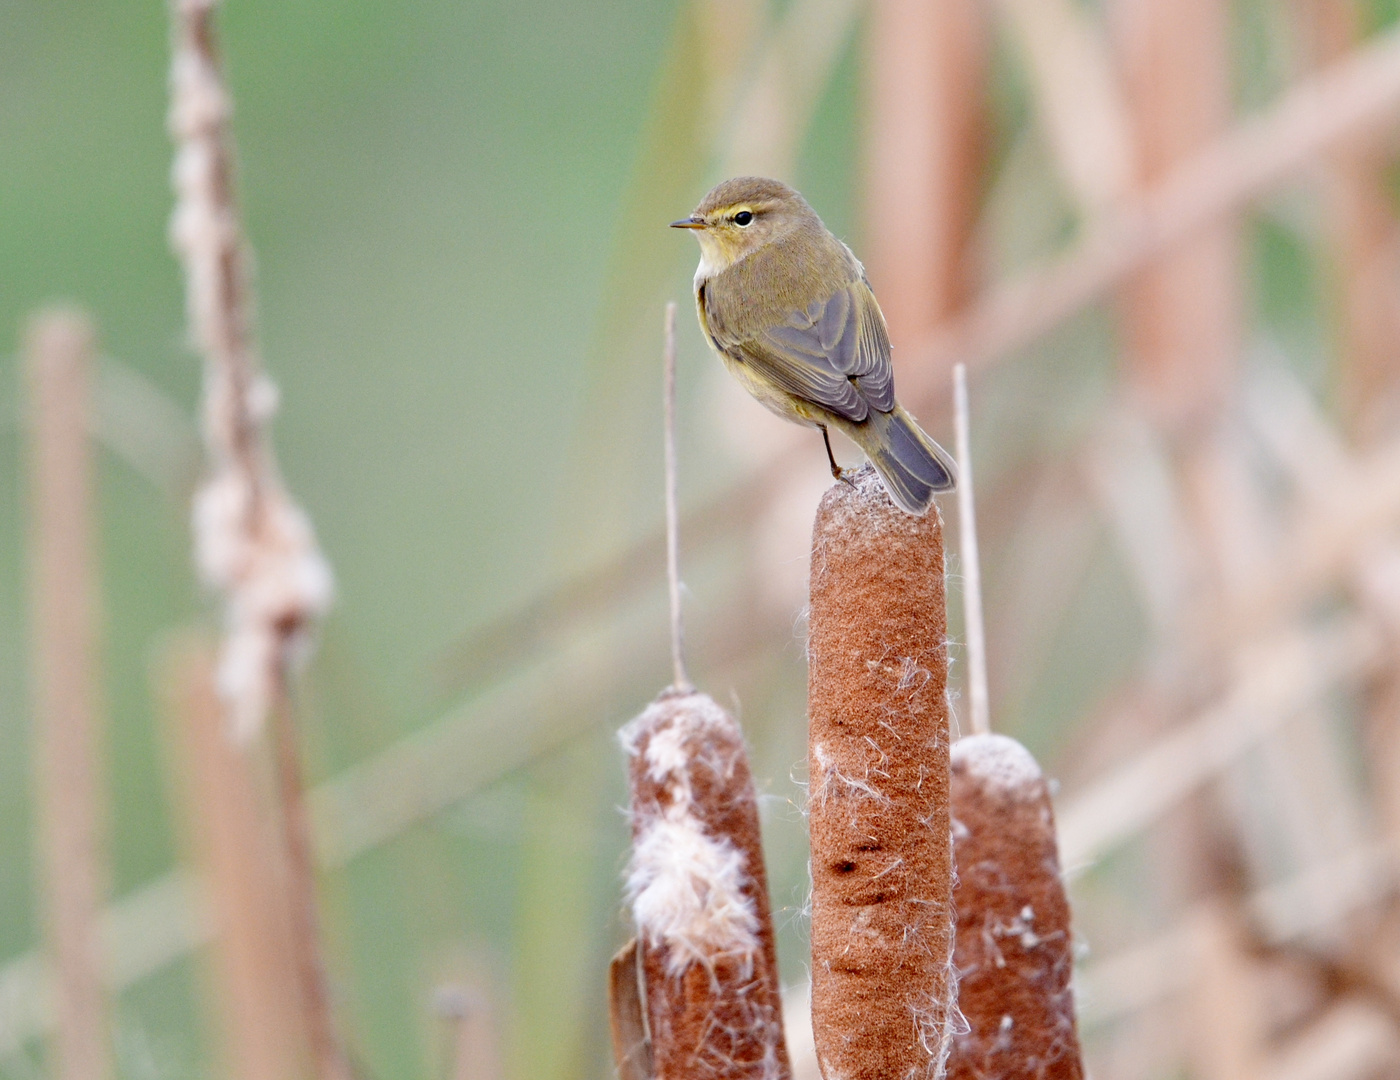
[
  {"left": 1294, "top": 0, "right": 1400, "bottom": 444},
  {"left": 25, "top": 309, "right": 111, "bottom": 1080},
  {"left": 1185, "top": 902, "right": 1267, "bottom": 1080},
  {"left": 1269, "top": 999, "right": 1400, "bottom": 1080},
  {"left": 166, "top": 3, "right": 343, "bottom": 1078},
  {"left": 952, "top": 365, "right": 989, "bottom": 737},
  {"left": 1055, "top": 618, "right": 1381, "bottom": 871},
  {"left": 807, "top": 467, "right": 955, "bottom": 1080},
  {"left": 1293, "top": 8, "right": 1400, "bottom": 974},
  {"left": 166, "top": 0, "right": 334, "bottom": 740},
  {"left": 862, "top": 0, "right": 986, "bottom": 353},
  {"left": 1110, "top": 1, "right": 1247, "bottom": 984},
  {"left": 1076, "top": 838, "right": 1400, "bottom": 1030},
  {"left": 154, "top": 635, "right": 304, "bottom": 1080},
  {"left": 1113, "top": 0, "right": 1239, "bottom": 433},
  {"left": 907, "top": 21, "right": 1400, "bottom": 395},
  {"left": 946, "top": 735, "right": 1084, "bottom": 1080},
  {"left": 267, "top": 680, "right": 352, "bottom": 1080},
  {"left": 618, "top": 691, "right": 791, "bottom": 1080},
  {"left": 662, "top": 302, "right": 690, "bottom": 694}
]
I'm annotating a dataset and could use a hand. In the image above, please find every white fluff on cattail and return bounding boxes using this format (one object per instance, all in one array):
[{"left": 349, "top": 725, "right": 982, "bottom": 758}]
[
  {"left": 621, "top": 695, "right": 762, "bottom": 978},
  {"left": 951, "top": 733, "right": 1043, "bottom": 796},
  {"left": 192, "top": 472, "right": 334, "bottom": 739},
  {"left": 169, "top": 0, "right": 333, "bottom": 740}
]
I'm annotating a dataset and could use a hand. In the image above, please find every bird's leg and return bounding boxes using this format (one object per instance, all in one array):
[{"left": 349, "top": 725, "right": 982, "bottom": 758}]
[{"left": 822, "top": 426, "right": 855, "bottom": 486}]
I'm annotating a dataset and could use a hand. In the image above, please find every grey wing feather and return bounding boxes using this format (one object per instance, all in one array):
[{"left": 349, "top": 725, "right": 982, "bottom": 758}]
[{"left": 736, "top": 280, "right": 894, "bottom": 424}]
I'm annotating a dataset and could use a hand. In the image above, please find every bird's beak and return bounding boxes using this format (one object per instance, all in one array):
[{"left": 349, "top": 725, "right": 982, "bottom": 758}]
[{"left": 670, "top": 217, "right": 705, "bottom": 229}]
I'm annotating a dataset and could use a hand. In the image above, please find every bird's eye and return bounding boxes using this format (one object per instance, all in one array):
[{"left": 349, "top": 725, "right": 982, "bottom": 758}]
[{"left": 734, "top": 210, "right": 754, "bottom": 226}]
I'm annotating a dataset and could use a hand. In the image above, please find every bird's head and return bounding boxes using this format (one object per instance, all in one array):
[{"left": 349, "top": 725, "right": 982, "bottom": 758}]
[{"left": 671, "top": 176, "right": 816, "bottom": 272}]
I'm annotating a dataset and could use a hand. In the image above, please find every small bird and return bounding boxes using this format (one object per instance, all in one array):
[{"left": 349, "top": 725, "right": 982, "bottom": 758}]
[{"left": 672, "top": 176, "right": 957, "bottom": 514}]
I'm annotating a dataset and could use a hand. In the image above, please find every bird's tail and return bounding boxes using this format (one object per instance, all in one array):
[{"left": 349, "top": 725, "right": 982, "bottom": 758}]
[{"left": 851, "top": 405, "right": 958, "bottom": 515}]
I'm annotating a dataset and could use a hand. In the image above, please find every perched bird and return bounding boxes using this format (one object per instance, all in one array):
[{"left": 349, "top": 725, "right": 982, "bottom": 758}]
[{"left": 672, "top": 176, "right": 957, "bottom": 514}]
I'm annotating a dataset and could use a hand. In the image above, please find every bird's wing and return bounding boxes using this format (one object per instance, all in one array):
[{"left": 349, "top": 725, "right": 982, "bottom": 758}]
[{"left": 722, "top": 278, "right": 894, "bottom": 423}]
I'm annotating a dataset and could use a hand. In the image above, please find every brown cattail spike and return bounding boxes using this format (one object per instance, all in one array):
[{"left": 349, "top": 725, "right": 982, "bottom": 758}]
[
  {"left": 620, "top": 691, "right": 790, "bottom": 1080},
  {"left": 947, "top": 734, "right": 1083, "bottom": 1080},
  {"left": 807, "top": 465, "right": 956, "bottom": 1080}
]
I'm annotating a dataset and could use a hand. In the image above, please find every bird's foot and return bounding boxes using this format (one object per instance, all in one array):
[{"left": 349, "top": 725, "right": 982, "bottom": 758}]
[{"left": 821, "top": 426, "right": 855, "bottom": 486}]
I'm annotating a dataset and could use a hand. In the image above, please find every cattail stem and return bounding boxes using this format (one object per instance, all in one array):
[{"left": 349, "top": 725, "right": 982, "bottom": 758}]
[
  {"left": 26, "top": 309, "right": 111, "bottom": 1080},
  {"left": 663, "top": 301, "right": 691, "bottom": 693},
  {"left": 946, "top": 735, "right": 1084, "bottom": 1080},
  {"left": 953, "top": 364, "right": 990, "bottom": 737},
  {"left": 156, "top": 637, "right": 303, "bottom": 1080},
  {"left": 807, "top": 467, "right": 956, "bottom": 1080}
]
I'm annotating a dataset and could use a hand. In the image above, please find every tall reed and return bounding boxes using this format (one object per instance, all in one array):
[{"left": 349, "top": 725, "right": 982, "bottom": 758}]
[
  {"left": 155, "top": 636, "right": 304, "bottom": 1080},
  {"left": 166, "top": 2, "right": 343, "bottom": 1077},
  {"left": 25, "top": 309, "right": 110, "bottom": 1080}
]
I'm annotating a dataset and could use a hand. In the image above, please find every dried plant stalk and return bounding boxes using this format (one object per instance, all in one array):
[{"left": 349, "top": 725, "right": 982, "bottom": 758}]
[
  {"left": 1113, "top": 0, "right": 1239, "bottom": 431},
  {"left": 167, "top": 0, "right": 333, "bottom": 741},
  {"left": 1293, "top": 0, "right": 1400, "bottom": 443},
  {"left": 863, "top": 0, "right": 986, "bottom": 350},
  {"left": 25, "top": 309, "right": 111, "bottom": 1080},
  {"left": 155, "top": 635, "right": 304, "bottom": 1080},
  {"left": 1184, "top": 902, "right": 1266, "bottom": 1080},
  {"left": 166, "top": 4, "right": 343, "bottom": 1078},
  {"left": 807, "top": 466, "right": 955, "bottom": 1080},
  {"left": 946, "top": 734, "right": 1083, "bottom": 1080},
  {"left": 619, "top": 691, "right": 790, "bottom": 1080}
]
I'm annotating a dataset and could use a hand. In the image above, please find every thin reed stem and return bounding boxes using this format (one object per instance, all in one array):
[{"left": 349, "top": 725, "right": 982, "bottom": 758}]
[
  {"left": 662, "top": 301, "right": 691, "bottom": 693},
  {"left": 953, "top": 364, "right": 990, "bottom": 737},
  {"left": 26, "top": 309, "right": 110, "bottom": 1080},
  {"left": 269, "top": 672, "right": 353, "bottom": 1080}
]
